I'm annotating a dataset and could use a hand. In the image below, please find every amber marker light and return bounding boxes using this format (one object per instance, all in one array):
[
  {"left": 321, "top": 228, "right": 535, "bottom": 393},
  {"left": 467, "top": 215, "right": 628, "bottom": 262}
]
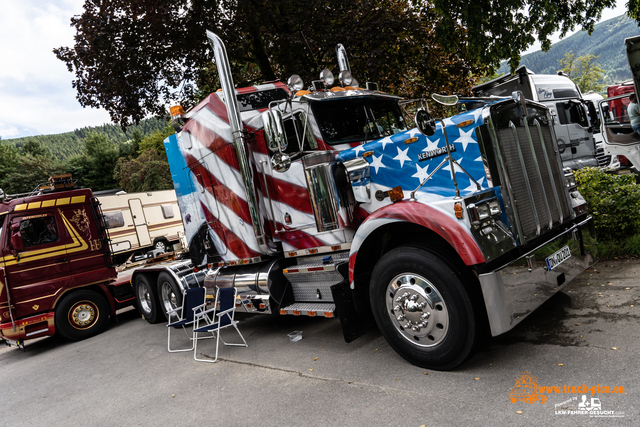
[
  {"left": 388, "top": 186, "right": 404, "bottom": 202},
  {"left": 404, "top": 137, "right": 419, "bottom": 145},
  {"left": 457, "top": 119, "right": 474, "bottom": 128},
  {"left": 362, "top": 151, "right": 374, "bottom": 158},
  {"left": 454, "top": 202, "right": 464, "bottom": 219}
]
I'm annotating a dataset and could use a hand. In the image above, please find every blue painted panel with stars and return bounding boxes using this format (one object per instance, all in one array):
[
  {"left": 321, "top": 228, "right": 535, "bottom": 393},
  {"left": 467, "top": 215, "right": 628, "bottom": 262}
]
[{"left": 337, "top": 108, "right": 487, "bottom": 198}]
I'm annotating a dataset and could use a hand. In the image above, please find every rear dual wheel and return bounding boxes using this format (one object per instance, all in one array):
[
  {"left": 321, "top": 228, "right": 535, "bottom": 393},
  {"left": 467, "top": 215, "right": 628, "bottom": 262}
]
[{"left": 370, "top": 246, "right": 481, "bottom": 370}]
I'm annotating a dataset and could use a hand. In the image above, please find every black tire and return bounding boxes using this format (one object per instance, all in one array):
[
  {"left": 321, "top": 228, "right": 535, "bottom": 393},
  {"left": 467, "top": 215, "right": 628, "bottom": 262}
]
[
  {"left": 369, "top": 246, "right": 480, "bottom": 370},
  {"left": 134, "top": 275, "right": 165, "bottom": 323},
  {"left": 55, "top": 290, "right": 109, "bottom": 341},
  {"left": 154, "top": 239, "right": 169, "bottom": 253},
  {"left": 157, "top": 272, "right": 183, "bottom": 320}
]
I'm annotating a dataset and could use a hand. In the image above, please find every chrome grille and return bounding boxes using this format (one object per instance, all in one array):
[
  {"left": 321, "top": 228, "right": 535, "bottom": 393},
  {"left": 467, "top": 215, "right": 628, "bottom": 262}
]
[{"left": 492, "top": 103, "right": 571, "bottom": 243}]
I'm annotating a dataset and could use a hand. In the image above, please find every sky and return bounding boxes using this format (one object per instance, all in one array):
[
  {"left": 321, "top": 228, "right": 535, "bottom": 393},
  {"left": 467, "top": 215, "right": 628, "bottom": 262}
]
[{"left": 0, "top": 0, "right": 631, "bottom": 140}]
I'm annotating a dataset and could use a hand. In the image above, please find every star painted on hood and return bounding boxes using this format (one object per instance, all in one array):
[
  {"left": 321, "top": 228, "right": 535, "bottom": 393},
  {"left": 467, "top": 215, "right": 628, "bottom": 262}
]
[
  {"left": 369, "top": 154, "right": 387, "bottom": 173},
  {"left": 422, "top": 136, "right": 440, "bottom": 152},
  {"left": 406, "top": 127, "right": 422, "bottom": 138},
  {"left": 353, "top": 144, "right": 366, "bottom": 156},
  {"left": 393, "top": 147, "right": 411, "bottom": 168},
  {"left": 454, "top": 128, "right": 477, "bottom": 151},
  {"left": 443, "top": 157, "right": 466, "bottom": 179},
  {"left": 462, "top": 176, "right": 485, "bottom": 193},
  {"left": 412, "top": 164, "right": 431, "bottom": 182},
  {"left": 469, "top": 108, "right": 483, "bottom": 123},
  {"left": 379, "top": 136, "right": 394, "bottom": 150}
]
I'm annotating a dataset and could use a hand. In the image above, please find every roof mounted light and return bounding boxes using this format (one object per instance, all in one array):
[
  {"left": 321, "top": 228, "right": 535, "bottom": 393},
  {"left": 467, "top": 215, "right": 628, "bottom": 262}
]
[
  {"left": 320, "top": 69, "right": 334, "bottom": 86},
  {"left": 287, "top": 74, "right": 304, "bottom": 92},
  {"left": 339, "top": 70, "right": 353, "bottom": 86}
]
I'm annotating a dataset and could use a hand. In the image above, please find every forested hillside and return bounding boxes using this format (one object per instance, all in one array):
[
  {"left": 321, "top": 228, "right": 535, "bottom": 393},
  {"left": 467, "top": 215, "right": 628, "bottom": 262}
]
[
  {"left": 498, "top": 14, "right": 640, "bottom": 84},
  {"left": 2, "top": 118, "right": 166, "bottom": 161}
]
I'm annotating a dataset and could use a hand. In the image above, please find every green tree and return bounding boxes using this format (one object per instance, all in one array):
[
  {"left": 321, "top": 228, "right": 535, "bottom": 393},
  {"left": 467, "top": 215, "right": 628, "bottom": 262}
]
[
  {"left": 113, "top": 148, "right": 173, "bottom": 193},
  {"left": 21, "top": 139, "right": 50, "bottom": 157},
  {"left": 67, "top": 133, "right": 121, "bottom": 191},
  {"left": 113, "top": 125, "right": 174, "bottom": 192},
  {"left": 0, "top": 154, "right": 65, "bottom": 195},
  {"left": 558, "top": 51, "right": 605, "bottom": 92},
  {"left": 54, "top": 0, "right": 500, "bottom": 127}
]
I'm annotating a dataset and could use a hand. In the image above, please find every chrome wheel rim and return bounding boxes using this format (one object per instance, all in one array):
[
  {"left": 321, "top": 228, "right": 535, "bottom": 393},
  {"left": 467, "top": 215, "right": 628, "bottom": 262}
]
[
  {"left": 160, "top": 281, "right": 179, "bottom": 315},
  {"left": 155, "top": 241, "right": 166, "bottom": 252},
  {"left": 385, "top": 273, "right": 449, "bottom": 347},
  {"left": 136, "top": 282, "right": 152, "bottom": 315}
]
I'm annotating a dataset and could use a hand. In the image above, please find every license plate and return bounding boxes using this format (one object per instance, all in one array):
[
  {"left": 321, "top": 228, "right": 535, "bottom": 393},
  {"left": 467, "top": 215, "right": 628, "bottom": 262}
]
[{"left": 546, "top": 245, "right": 571, "bottom": 271}]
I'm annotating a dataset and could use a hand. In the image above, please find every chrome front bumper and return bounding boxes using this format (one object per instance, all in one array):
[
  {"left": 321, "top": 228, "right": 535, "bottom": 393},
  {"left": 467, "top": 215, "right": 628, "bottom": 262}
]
[{"left": 478, "top": 216, "right": 595, "bottom": 336}]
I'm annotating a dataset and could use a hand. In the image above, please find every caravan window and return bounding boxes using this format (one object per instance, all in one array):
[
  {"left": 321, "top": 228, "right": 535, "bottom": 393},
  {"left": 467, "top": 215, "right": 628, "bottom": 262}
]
[
  {"left": 161, "top": 205, "right": 174, "bottom": 219},
  {"left": 104, "top": 211, "right": 125, "bottom": 228}
]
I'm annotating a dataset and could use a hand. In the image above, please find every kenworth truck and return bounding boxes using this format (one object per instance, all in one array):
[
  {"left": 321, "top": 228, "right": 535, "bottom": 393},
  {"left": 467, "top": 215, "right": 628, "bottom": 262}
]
[{"left": 146, "top": 32, "right": 595, "bottom": 370}]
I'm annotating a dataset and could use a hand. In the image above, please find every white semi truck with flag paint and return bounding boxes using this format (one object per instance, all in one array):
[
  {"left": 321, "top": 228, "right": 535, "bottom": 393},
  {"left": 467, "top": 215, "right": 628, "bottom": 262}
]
[{"left": 131, "top": 32, "right": 596, "bottom": 370}]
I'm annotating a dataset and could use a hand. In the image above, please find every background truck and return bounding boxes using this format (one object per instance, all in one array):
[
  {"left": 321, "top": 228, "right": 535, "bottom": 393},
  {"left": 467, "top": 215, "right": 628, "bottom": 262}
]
[
  {"left": 592, "top": 35, "right": 640, "bottom": 172},
  {"left": 472, "top": 66, "right": 600, "bottom": 170}
]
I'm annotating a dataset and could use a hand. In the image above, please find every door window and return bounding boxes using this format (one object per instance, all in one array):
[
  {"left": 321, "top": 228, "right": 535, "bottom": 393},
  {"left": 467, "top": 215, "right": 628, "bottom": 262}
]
[{"left": 18, "top": 214, "right": 59, "bottom": 248}]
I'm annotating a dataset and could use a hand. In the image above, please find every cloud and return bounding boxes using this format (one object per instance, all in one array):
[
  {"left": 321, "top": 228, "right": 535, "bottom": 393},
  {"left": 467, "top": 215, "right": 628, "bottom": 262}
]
[{"left": 0, "top": 0, "right": 112, "bottom": 139}]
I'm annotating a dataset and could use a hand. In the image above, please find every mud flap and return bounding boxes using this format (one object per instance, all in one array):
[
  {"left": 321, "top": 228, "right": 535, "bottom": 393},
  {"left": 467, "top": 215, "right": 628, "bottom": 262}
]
[{"left": 331, "top": 281, "right": 375, "bottom": 343}]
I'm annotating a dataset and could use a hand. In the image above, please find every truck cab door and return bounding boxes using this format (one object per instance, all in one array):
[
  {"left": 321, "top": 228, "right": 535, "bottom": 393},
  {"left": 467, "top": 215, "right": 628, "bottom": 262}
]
[
  {"left": 4, "top": 212, "right": 72, "bottom": 319},
  {"left": 551, "top": 100, "right": 598, "bottom": 169},
  {"left": 597, "top": 94, "right": 640, "bottom": 169}
]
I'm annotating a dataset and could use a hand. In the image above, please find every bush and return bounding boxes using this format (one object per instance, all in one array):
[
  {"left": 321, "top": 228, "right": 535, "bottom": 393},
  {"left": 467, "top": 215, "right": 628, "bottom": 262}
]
[{"left": 574, "top": 167, "right": 640, "bottom": 242}]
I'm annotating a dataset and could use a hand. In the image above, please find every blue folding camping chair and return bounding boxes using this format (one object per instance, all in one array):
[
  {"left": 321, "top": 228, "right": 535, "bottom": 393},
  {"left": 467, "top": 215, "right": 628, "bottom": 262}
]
[
  {"left": 166, "top": 287, "right": 207, "bottom": 352},
  {"left": 193, "top": 285, "right": 247, "bottom": 363}
]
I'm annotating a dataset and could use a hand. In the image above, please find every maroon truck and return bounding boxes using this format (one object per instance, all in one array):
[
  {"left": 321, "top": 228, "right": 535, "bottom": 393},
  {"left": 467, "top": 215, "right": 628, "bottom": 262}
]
[{"left": 0, "top": 175, "right": 199, "bottom": 346}]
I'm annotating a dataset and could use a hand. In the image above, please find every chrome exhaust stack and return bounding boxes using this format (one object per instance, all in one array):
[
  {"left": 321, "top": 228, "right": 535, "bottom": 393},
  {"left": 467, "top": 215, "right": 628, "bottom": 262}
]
[{"left": 206, "top": 31, "right": 274, "bottom": 254}]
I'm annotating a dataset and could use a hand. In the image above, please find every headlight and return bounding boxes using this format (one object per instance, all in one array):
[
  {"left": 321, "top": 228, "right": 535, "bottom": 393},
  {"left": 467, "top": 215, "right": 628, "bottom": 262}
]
[{"left": 467, "top": 197, "right": 502, "bottom": 224}]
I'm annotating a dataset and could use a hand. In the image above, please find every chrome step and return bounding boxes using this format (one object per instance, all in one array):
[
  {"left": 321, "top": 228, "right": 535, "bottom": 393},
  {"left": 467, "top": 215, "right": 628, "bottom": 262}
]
[{"left": 279, "top": 302, "right": 336, "bottom": 318}]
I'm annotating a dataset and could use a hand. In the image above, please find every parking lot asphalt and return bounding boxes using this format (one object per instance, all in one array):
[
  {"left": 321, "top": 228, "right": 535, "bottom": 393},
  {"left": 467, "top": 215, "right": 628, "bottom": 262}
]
[{"left": 1, "top": 258, "right": 638, "bottom": 426}]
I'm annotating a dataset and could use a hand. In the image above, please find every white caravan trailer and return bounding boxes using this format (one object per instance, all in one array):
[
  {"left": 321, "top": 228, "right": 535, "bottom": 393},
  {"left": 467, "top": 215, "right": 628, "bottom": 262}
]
[{"left": 96, "top": 189, "right": 185, "bottom": 257}]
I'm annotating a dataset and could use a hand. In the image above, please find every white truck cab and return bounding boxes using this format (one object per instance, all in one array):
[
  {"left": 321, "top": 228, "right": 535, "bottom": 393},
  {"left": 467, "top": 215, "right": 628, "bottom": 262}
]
[{"left": 473, "top": 66, "right": 599, "bottom": 170}]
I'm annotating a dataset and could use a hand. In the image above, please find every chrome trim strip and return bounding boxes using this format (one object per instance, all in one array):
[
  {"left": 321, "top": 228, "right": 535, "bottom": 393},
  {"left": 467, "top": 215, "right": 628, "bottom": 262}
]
[
  {"left": 486, "top": 114, "right": 525, "bottom": 242},
  {"left": 534, "top": 118, "right": 564, "bottom": 224},
  {"left": 523, "top": 119, "right": 552, "bottom": 230},
  {"left": 510, "top": 120, "right": 540, "bottom": 236}
]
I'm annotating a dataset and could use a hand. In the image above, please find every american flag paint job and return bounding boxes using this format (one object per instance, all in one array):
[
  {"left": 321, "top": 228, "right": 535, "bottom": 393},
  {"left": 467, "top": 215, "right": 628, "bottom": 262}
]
[{"left": 165, "top": 84, "right": 355, "bottom": 263}]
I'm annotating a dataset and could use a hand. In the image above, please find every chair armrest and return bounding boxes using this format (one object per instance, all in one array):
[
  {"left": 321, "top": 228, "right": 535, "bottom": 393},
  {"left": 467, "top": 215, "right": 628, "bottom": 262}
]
[
  {"left": 194, "top": 306, "right": 217, "bottom": 319},
  {"left": 216, "top": 307, "right": 235, "bottom": 318}
]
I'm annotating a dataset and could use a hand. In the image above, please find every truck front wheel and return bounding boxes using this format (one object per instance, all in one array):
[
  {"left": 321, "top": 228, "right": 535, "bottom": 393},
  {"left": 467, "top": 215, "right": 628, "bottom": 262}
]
[
  {"left": 134, "top": 275, "right": 165, "bottom": 324},
  {"left": 370, "top": 246, "right": 480, "bottom": 370},
  {"left": 55, "top": 290, "right": 109, "bottom": 341}
]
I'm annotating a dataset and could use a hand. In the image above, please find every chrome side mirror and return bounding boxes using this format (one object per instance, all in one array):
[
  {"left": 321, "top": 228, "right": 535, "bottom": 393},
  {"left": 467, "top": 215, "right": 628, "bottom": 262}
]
[
  {"left": 271, "top": 152, "right": 292, "bottom": 173},
  {"left": 511, "top": 90, "right": 528, "bottom": 118},
  {"left": 415, "top": 108, "right": 436, "bottom": 136},
  {"left": 262, "top": 109, "right": 288, "bottom": 152}
]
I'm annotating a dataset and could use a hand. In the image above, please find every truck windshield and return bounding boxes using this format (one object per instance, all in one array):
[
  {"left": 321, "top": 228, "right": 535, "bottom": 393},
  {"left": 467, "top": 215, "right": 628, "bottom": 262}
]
[
  {"left": 310, "top": 98, "right": 408, "bottom": 145},
  {"left": 536, "top": 83, "right": 580, "bottom": 100}
]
